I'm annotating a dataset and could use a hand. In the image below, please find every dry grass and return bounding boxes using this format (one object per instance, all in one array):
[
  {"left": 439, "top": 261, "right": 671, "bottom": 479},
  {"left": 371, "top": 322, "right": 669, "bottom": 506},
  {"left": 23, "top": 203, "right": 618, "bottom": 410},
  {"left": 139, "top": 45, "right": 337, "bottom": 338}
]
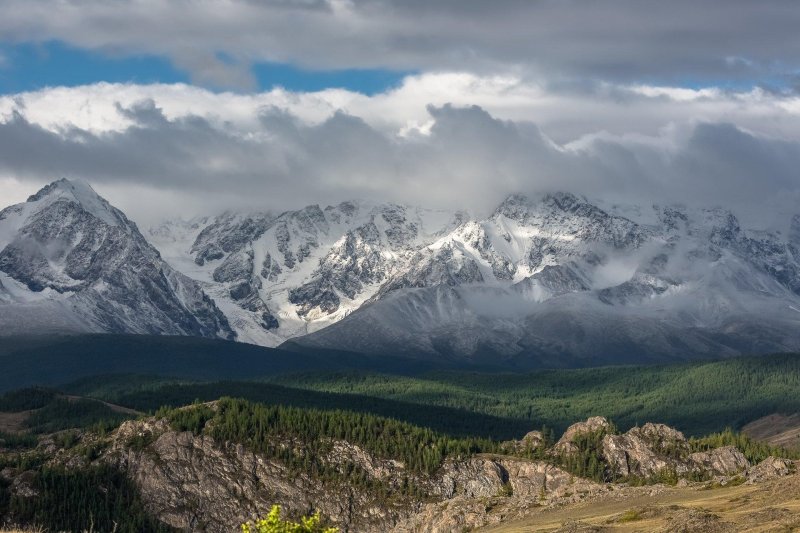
[
  {"left": 742, "top": 413, "right": 800, "bottom": 450},
  {"left": 0, "top": 410, "right": 31, "bottom": 433},
  {"left": 479, "top": 471, "right": 800, "bottom": 532}
]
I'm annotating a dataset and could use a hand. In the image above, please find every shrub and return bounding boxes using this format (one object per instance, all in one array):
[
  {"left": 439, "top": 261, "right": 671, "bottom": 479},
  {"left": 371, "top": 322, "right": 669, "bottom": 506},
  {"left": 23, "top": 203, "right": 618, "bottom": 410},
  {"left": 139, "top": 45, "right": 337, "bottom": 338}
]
[{"left": 241, "top": 505, "right": 338, "bottom": 533}]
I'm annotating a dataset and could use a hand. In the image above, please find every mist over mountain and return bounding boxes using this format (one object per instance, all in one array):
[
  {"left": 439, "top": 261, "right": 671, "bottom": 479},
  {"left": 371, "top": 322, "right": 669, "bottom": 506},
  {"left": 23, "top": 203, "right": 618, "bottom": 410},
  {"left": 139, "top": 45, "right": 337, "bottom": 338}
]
[{"left": 2, "top": 178, "right": 800, "bottom": 368}]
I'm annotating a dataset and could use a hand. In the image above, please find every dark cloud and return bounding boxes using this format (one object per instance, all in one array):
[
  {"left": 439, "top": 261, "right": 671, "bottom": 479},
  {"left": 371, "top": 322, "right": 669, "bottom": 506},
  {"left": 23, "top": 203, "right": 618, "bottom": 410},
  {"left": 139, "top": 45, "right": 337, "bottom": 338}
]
[
  {"left": 2, "top": 1, "right": 800, "bottom": 89},
  {"left": 1, "top": 99, "right": 799, "bottom": 229}
]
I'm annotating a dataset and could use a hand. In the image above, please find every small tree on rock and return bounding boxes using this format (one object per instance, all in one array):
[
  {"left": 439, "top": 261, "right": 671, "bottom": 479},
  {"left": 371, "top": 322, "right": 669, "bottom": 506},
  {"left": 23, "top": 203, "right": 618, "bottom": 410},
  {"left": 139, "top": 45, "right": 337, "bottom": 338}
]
[{"left": 241, "top": 505, "right": 338, "bottom": 533}]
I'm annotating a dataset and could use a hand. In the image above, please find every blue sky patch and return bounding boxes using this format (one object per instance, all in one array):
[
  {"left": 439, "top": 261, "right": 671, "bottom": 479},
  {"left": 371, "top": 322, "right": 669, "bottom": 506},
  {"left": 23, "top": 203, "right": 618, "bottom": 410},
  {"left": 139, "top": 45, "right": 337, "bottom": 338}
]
[{"left": 0, "top": 40, "right": 409, "bottom": 95}]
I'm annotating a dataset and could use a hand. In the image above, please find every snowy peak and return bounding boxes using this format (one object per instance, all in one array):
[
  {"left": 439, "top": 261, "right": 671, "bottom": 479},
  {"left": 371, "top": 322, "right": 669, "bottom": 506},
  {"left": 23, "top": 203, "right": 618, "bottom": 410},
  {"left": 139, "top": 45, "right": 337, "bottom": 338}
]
[
  {"left": 25, "top": 178, "right": 129, "bottom": 228},
  {"left": 8, "top": 179, "right": 800, "bottom": 366},
  {"left": 152, "top": 191, "right": 800, "bottom": 350},
  {"left": 0, "top": 178, "right": 232, "bottom": 339}
]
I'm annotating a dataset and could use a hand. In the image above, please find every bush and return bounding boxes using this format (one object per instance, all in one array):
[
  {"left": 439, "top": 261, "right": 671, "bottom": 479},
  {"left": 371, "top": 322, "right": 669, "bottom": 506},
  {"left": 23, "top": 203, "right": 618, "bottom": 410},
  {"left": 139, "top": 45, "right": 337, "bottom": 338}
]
[{"left": 242, "top": 505, "right": 338, "bottom": 533}]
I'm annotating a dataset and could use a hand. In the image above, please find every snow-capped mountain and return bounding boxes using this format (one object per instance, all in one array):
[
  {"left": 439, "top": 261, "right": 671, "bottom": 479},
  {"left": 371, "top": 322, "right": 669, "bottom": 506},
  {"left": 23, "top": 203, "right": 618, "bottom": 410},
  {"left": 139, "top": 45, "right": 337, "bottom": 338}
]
[
  {"left": 0, "top": 179, "right": 232, "bottom": 338},
  {"left": 5, "top": 178, "right": 800, "bottom": 367},
  {"left": 282, "top": 193, "right": 800, "bottom": 366},
  {"left": 149, "top": 201, "right": 462, "bottom": 345}
]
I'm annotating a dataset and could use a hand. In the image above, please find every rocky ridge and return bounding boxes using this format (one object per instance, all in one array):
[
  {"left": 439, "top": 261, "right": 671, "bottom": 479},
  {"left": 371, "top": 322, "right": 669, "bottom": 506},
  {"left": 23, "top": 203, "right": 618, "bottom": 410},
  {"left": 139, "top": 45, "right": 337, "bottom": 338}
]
[
  {"left": 5, "top": 179, "right": 800, "bottom": 366},
  {"left": 0, "top": 179, "right": 232, "bottom": 338},
  {"left": 4, "top": 412, "right": 795, "bottom": 533}
]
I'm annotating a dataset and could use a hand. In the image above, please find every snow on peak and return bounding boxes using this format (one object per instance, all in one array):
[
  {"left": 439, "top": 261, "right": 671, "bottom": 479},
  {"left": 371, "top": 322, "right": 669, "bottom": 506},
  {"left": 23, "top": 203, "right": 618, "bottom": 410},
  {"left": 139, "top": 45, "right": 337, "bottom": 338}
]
[{"left": 26, "top": 178, "right": 125, "bottom": 227}]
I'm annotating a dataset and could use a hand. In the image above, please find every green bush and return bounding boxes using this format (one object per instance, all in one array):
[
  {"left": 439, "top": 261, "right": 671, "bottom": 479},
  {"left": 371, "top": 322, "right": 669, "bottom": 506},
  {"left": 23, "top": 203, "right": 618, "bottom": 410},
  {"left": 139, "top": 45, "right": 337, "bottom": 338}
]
[{"left": 242, "top": 505, "right": 338, "bottom": 533}]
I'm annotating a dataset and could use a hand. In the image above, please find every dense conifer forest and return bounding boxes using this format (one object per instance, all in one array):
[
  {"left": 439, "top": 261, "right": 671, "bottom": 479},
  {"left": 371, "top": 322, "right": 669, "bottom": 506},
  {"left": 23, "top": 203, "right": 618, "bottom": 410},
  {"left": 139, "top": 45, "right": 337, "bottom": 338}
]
[{"left": 59, "top": 353, "right": 800, "bottom": 438}]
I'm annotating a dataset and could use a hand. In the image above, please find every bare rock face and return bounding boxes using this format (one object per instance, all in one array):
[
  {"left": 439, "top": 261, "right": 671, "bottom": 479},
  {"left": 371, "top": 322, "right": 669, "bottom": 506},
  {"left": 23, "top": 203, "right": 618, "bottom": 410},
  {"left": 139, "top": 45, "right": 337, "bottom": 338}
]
[
  {"left": 9, "top": 413, "right": 784, "bottom": 533},
  {"left": 515, "top": 430, "right": 544, "bottom": 451},
  {"left": 746, "top": 456, "right": 794, "bottom": 484},
  {"left": 398, "top": 457, "right": 604, "bottom": 533},
  {"left": 601, "top": 424, "right": 750, "bottom": 479},
  {"left": 554, "top": 416, "right": 611, "bottom": 455},
  {"left": 106, "top": 419, "right": 414, "bottom": 532},
  {"left": 629, "top": 423, "right": 689, "bottom": 455},
  {"left": 602, "top": 423, "right": 693, "bottom": 478},
  {"left": 100, "top": 417, "right": 612, "bottom": 533},
  {"left": 9, "top": 470, "right": 38, "bottom": 498},
  {"left": 435, "top": 456, "right": 600, "bottom": 502},
  {"left": 603, "top": 433, "right": 675, "bottom": 478},
  {"left": 436, "top": 458, "right": 507, "bottom": 498},
  {"left": 689, "top": 446, "right": 750, "bottom": 476}
]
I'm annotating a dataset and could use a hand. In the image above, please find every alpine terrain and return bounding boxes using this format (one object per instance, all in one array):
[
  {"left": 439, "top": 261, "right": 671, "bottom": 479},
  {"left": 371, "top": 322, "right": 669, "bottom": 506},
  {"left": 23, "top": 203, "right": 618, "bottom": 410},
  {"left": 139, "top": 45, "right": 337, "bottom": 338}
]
[
  {"left": 4, "top": 178, "right": 800, "bottom": 367},
  {"left": 0, "top": 179, "right": 232, "bottom": 339}
]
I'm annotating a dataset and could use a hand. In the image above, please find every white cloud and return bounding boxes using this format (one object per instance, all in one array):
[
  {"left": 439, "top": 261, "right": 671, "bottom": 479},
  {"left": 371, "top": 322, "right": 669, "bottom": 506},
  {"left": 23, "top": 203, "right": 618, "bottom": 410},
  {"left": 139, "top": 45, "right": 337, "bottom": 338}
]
[
  {"left": 1, "top": 76, "right": 799, "bottom": 232},
  {"left": 3, "top": 73, "right": 800, "bottom": 143}
]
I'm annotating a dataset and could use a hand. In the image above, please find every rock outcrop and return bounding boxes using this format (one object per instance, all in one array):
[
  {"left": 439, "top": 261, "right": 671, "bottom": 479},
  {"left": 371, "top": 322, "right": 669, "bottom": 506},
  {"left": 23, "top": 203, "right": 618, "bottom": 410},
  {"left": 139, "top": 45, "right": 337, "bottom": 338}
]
[
  {"left": 602, "top": 423, "right": 750, "bottom": 479},
  {"left": 746, "top": 456, "right": 796, "bottom": 483},
  {"left": 96, "top": 416, "right": 613, "bottom": 533},
  {"left": 689, "top": 446, "right": 750, "bottom": 476},
  {"left": 105, "top": 418, "right": 417, "bottom": 532},
  {"left": 5, "top": 413, "right": 791, "bottom": 533},
  {"left": 554, "top": 416, "right": 611, "bottom": 455}
]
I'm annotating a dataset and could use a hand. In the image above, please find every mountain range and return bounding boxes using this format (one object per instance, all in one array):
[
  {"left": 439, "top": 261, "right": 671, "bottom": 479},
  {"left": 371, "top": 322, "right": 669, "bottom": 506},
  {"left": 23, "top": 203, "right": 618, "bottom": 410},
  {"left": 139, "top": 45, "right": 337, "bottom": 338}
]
[{"left": 3, "top": 178, "right": 800, "bottom": 368}]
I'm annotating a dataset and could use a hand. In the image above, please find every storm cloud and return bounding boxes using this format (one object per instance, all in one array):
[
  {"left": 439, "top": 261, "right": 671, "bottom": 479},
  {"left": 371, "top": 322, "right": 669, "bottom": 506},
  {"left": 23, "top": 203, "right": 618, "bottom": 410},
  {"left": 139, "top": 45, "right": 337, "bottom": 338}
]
[
  {"left": 1, "top": 82, "right": 799, "bottom": 230},
  {"left": 1, "top": 3, "right": 800, "bottom": 227},
  {"left": 2, "top": 1, "right": 800, "bottom": 89}
]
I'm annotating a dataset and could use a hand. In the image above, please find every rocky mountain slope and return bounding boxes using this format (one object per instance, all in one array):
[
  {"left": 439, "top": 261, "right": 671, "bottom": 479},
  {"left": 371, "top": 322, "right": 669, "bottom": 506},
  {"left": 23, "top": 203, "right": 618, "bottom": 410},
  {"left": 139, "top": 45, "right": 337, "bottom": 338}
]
[
  {"left": 2, "top": 406, "right": 795, "bottom": 533},
  {"left": 149, "top": 200, "right": 462, "bottom": 345},
  {"left": 0, "top": 179, "right": 232, "bottom": 338},
  {"left": 5, "top": 178, "right": 800, "bottom": 366},
  {"left": 284, "top": 193, "right": 800, "bottom": 366},
  {"left": 150, "top": 190, "right": 800, "bottom": 365}
]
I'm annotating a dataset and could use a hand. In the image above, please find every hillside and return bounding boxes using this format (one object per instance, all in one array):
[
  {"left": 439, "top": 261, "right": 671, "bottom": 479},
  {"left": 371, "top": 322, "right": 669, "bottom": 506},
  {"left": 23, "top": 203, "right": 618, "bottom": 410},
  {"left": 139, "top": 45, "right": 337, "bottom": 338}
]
[
  {"left": 266, "top": 353, "right": 800, "bottom": 437},
  {"left": 742, "top": 413, "right": 800, "bottom": 451},
  {"left": 480, "top": 473, "right": 800, "bottom": 532},
  {"left": 1, "top": 393, "right": 797, "bottom": 532},
  {"left": 4, "top": 337, "right": 800, "bottom": 438},
  {"left": 0, "top": 334, "right": 434, "bottom": 393}
]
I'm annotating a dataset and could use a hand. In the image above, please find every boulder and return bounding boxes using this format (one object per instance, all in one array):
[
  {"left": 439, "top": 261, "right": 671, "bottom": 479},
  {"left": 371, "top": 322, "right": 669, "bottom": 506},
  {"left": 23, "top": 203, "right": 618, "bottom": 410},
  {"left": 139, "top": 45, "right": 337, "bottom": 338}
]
[
  {"left": 689, "top": 446, "right": 750, "bottom": 476},
  {"left": 628, "top": 423, "right": 689, "bottom": 456},
  {"left": 746, "top": 456, "right": 794, "bottom": 483}
]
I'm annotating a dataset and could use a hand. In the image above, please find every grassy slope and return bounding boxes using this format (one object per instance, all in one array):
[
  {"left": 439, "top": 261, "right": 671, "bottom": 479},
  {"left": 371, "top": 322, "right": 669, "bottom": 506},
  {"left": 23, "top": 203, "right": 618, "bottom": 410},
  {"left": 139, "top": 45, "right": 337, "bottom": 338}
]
[{"left": 480, "top": 474, "right": 800, "bottom": 532}]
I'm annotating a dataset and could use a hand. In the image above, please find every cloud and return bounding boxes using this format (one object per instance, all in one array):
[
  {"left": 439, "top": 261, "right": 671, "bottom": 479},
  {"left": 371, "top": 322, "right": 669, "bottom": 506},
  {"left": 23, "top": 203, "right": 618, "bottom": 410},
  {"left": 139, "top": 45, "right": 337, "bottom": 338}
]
[
  {"left": 2, "top": 1, "right": 800, "bottom": 88},
  {"left": 1, "top": 80, "right": 799, "bottom": 231},
  {"left": 4, "top": 73, "right": 800, "bottom": 142}
]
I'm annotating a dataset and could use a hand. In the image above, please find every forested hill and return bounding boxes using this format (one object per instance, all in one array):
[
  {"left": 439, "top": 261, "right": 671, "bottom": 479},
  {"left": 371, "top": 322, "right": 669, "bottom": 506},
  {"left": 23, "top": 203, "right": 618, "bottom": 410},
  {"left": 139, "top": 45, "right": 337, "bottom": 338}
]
[
  {"left": 0, "top": 334, "right": 438, "bottom": 393},
  {"left": 56, "top": 352, "right": 800, "bottom": 439}
]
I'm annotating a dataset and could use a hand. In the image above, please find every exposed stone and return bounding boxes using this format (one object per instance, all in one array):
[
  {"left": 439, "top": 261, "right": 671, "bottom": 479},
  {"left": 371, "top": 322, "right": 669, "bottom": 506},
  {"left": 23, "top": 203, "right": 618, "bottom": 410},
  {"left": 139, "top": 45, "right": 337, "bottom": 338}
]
[
  {"left": 0, "top": 179, "right": 233, "bottom": 339},
  {"left": 689, "top": 446, "right": 750, "bottom": 476},
  {"left": 10, "top": 470, "right": 38, "bottom": 498},
  {"left": 746, "top": 456, "right": 794, "bottom": 484},
  {"left": 554, "top": 417, "right": 611, "bottom": 455},
  {"left": 519, "top": 430, "right": 544, "bottom": 448},
  {"left": 603, "top": 433, "right": 675, "bottom": 478}
]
